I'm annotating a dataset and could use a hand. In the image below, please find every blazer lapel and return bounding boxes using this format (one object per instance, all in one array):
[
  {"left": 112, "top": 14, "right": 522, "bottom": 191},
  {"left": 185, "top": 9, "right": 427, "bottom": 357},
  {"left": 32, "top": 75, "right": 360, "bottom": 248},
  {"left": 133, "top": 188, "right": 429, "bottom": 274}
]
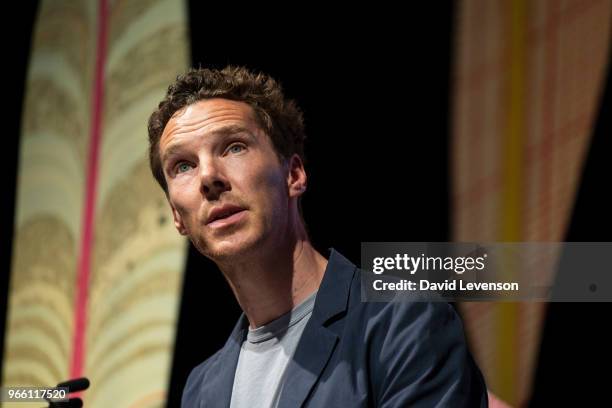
[
  {"left": 200, "top": 313, "right": 248, "bottom": 407},
  {"left": 277, "top": 248, "right": 357, "bottom": 408},
  {"left": 277, "top": 325, "right": 339, "bottom": 408}
]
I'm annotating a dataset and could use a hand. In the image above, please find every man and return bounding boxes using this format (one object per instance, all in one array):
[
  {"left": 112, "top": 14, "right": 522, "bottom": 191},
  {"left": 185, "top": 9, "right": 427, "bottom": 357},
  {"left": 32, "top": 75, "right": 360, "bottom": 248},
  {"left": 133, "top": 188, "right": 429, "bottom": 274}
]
[{"left": 147, "top": 66, "right": 488, "bottom": 407}]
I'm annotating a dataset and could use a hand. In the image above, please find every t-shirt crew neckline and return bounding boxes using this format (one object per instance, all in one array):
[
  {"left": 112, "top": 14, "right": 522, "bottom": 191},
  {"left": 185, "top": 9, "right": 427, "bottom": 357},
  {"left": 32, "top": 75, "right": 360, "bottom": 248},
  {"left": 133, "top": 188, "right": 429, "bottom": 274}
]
[{"left": 246, "top": 289, "right": 318, "bottom": 344}]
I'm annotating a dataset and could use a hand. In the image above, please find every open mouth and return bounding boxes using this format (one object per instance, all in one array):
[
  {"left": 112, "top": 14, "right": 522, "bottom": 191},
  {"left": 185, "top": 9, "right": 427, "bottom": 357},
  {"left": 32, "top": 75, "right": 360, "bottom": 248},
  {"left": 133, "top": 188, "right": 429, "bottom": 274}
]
[
  {"left": 208, "top": 208, "right": 242, "bottom": 223},
  {"left": 206, "top": 205, "right": 247, "bottom": 228}
]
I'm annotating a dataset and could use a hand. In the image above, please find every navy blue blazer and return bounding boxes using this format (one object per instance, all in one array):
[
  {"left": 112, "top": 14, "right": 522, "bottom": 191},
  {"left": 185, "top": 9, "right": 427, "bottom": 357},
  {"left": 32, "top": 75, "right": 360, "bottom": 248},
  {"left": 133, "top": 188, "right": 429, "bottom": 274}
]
[{"left": 182, "top": 249, "right": 488, "bottom": 407}]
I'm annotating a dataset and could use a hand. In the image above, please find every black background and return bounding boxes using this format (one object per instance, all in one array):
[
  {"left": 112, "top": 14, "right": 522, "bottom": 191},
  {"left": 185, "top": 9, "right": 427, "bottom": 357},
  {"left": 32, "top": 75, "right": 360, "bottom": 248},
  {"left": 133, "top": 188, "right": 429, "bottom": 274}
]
[{"left": 1, "top": 2, "right": 610, "bottom": 407}]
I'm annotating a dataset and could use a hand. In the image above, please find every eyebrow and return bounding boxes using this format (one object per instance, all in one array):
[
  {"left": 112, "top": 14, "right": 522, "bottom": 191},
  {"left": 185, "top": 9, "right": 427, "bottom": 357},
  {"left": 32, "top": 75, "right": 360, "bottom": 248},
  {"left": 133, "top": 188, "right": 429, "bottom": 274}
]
[{"left": 161, "top": 125, "right": 256, "bottom": 164}]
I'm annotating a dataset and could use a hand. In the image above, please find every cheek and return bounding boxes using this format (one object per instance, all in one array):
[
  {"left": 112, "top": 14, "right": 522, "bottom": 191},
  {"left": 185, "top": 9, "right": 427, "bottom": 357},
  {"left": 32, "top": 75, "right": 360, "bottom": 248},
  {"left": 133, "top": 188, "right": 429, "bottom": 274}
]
[
  {"left": 168, "top": 185, "right": 200, "bottom": 221},
  {"left": 231, "top": 156, "right": 284, "bottom": 195},
  {"left": 258, "top": 171, "right": 289, "bottom": 221},
  {"left": 232, "top": 165, "right": 286, "bottom": 222}
]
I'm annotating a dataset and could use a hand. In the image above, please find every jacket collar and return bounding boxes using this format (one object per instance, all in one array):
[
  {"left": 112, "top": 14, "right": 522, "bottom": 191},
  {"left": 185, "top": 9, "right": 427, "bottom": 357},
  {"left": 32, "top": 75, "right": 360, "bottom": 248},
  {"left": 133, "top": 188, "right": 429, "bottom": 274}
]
[
  {"left": 310, "top": 248, "right": 357, "bottom": 326},
  {"left": 277, "top": 248, "right": 357, "bottom": 407}
]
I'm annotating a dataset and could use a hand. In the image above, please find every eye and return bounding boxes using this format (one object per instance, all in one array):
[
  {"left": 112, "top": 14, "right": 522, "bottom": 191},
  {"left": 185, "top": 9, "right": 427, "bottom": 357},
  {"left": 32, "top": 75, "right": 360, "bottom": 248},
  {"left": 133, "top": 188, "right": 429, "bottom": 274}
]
[
  {"left": 227, "top": 143, "right": 246, "bottom": 154},
  {"left": 176, "top": 162, "right": 193, "bottom": 173}
]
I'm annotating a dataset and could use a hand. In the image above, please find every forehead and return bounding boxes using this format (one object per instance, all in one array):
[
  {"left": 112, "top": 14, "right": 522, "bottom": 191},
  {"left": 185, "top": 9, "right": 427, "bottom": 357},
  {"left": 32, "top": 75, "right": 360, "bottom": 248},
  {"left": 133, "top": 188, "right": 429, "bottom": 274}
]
[{"left": 160, "top": 98, "right": 262, "bottom": 148}]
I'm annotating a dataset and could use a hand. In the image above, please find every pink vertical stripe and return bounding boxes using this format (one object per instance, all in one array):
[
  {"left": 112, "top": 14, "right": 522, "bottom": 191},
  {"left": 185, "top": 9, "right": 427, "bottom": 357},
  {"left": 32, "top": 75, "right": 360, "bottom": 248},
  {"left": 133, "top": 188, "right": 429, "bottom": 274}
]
[{"left": 70, "top": 0, "right": 108, "bottom": 379}]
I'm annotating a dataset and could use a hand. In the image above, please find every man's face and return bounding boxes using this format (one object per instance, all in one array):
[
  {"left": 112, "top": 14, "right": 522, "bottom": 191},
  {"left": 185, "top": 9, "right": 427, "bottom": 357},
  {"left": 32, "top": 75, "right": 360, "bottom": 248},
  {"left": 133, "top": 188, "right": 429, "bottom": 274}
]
[{"left": 159, "top": 98, "right": 293, "bottom": 261}]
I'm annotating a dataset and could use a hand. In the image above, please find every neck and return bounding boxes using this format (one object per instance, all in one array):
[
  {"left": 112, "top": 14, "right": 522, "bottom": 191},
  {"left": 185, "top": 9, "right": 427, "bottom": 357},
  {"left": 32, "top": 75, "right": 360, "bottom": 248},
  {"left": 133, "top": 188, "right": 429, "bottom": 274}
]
[{"left": 217, "top": 236, "right": 328, "bottom": 329}]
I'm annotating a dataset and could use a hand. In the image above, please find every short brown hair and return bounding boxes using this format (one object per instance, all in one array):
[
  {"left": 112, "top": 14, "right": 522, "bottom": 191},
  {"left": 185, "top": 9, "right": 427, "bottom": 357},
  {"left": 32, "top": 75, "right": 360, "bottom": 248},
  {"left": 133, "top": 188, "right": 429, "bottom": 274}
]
[{"left": 147, "top": 66, "right": 307, "bottom": 193}]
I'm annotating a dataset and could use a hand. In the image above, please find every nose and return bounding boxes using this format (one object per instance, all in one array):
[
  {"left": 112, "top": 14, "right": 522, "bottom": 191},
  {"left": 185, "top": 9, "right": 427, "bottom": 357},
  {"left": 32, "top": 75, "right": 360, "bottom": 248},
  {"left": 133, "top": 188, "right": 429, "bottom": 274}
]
[{"left": 198, "top": 157, "right": 231, "bottom": 200}]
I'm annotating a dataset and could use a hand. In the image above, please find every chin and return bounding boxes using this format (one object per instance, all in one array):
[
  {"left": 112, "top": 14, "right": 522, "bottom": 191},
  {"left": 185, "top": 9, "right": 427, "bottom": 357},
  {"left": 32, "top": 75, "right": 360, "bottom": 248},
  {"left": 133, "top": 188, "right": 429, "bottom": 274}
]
[{"left": 198, "top": 230, "right": 265, "bottom": 262}]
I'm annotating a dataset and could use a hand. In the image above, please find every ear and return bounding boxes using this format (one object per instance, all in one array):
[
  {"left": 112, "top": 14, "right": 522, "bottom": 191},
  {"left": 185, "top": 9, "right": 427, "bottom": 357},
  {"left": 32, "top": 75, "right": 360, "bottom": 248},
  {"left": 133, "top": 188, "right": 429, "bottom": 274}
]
[
  {"left": 167, "top": 199, "right": 188, "bottom": 236},
  {"left": 286, "top": 154, "right": 307, "bottom": 198}
]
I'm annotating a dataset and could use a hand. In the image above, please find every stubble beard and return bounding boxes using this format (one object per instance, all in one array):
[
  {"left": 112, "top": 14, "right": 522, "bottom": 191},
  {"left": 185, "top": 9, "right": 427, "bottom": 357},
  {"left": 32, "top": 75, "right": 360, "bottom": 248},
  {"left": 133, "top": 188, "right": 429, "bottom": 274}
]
[{"left": 194, "top": 218, "right": 269, "bottom": 264}]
